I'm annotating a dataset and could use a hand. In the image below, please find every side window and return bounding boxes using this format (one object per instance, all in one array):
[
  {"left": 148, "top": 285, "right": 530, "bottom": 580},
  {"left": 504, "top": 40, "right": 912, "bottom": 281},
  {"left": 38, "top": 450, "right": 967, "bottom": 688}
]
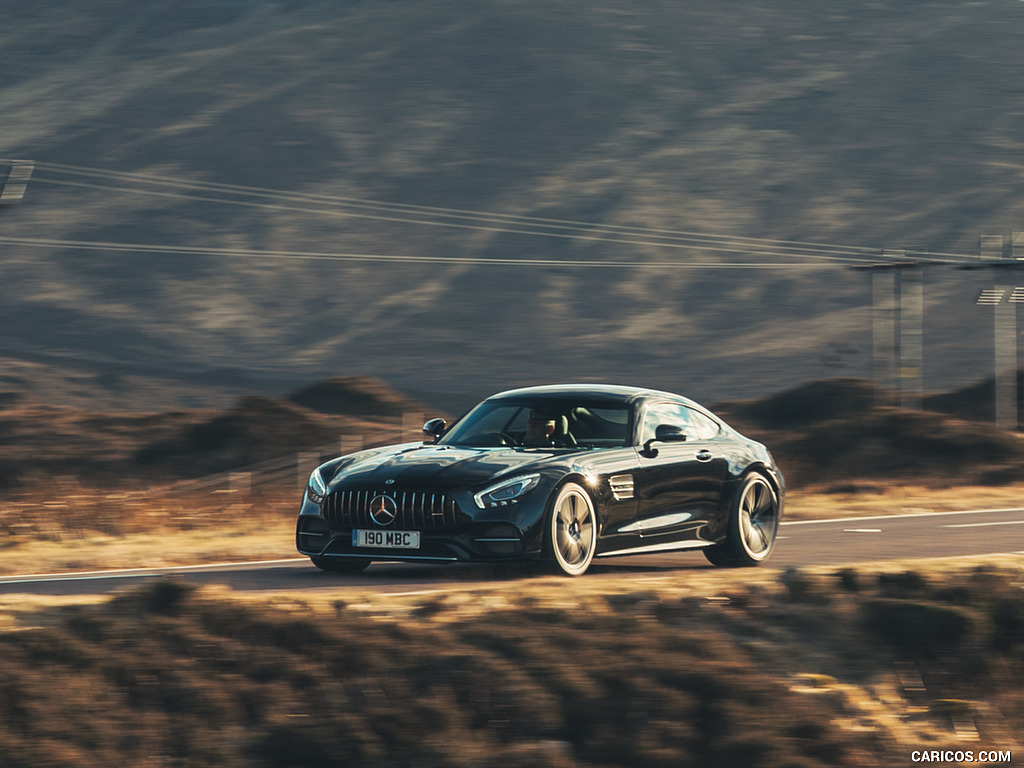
[
  {"left": 685, "top": 409, "right": 720, "bottom": 440},
  {"left": 640, "top": 402, "right": 720, "bottom": 444}
]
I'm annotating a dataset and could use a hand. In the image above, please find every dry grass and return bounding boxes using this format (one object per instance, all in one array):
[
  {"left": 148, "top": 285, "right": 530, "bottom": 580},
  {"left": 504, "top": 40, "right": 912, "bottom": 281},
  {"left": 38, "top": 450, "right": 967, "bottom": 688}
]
[
  {"left": 0, "top": 485, "right": 298, "bottom": 576},
  {"left": 1, "top": 560, "right": 1022, "bottom": 767},
  {"left": 785, "top": 482, "right": 1024, "bottom": 520}
]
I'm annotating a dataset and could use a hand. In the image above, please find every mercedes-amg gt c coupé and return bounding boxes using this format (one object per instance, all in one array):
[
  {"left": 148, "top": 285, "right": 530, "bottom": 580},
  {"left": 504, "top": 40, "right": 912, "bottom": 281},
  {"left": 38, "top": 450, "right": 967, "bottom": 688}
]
[{"left": 296, "top": 384, "right": 784, "bottom": 576}]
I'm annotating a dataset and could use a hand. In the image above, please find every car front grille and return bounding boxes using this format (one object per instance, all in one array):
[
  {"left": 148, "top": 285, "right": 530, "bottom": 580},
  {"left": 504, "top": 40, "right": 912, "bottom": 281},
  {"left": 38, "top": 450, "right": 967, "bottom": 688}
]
[{"left": 323, "top": 489, "right": 463, "bottom": 529}]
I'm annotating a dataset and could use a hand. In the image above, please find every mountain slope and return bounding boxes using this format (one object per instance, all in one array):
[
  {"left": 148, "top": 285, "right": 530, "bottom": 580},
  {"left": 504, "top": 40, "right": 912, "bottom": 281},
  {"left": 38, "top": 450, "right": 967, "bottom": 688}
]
[{"left": 3, "top": 0, "right": 1024, "bottom": 406}]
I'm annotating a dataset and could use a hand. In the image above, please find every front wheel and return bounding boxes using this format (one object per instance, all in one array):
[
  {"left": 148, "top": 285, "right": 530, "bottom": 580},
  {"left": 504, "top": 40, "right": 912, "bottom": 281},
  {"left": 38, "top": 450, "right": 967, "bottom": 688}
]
[
  {"left": 311, "top": 556, "right": 372, "bottom": 573},
  {"left": 704, "top": 472, "right": 779, "bottom": 567},
  {"left": 547, "top": 482, "right": 598, "bottom": 576}
]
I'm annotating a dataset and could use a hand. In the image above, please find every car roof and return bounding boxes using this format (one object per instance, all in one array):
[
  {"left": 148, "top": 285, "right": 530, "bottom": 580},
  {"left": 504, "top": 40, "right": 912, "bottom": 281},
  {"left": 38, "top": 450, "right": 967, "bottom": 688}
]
[{"left": 487, "top": 383, "right": 703, "bottom": 409}]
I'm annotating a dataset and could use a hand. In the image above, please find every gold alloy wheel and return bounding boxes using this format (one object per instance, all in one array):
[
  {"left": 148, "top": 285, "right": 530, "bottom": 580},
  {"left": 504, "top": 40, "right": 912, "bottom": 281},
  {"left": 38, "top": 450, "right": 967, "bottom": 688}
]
[
  {"left": 738, "top": 474, "right": 779, "bottom": 561},
  {"left": 549, "top": 482, "right": 597, "bottom": 576}
]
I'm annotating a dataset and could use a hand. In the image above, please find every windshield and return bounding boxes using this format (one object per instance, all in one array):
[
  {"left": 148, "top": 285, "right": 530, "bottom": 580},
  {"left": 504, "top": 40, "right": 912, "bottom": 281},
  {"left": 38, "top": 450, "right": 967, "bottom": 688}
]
[{"left": 439, "top": 398, "right": 633, "bottom": 449}]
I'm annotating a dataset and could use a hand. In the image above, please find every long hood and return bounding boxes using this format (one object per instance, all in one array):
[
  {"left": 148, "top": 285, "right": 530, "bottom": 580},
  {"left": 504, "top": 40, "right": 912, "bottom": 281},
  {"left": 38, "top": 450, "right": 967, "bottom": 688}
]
[{"left": 327, "top": 444, "right": 570, "bottom": 490}]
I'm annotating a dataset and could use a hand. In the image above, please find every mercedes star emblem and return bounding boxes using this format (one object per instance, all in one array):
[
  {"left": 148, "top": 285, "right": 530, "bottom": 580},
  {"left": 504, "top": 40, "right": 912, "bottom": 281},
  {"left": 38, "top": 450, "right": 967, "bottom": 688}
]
[{"left": 369, "top": 494, "right": 399, "bottom": 527}]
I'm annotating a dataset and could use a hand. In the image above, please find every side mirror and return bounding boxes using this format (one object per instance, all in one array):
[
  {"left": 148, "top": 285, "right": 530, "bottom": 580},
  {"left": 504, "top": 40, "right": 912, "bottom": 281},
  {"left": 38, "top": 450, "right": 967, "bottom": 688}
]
[
  {"left": 643, "top": 424, "right": 686, "bottom": 456},
  {"left": 422, "top": 418, "right": 447, "bottom": 444}
]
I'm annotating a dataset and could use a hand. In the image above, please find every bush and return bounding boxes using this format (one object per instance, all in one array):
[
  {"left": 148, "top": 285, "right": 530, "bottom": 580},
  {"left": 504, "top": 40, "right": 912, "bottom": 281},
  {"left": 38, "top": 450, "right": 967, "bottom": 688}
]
[{"left": 861, "top": 598, "right": 978, "bottom": 657}]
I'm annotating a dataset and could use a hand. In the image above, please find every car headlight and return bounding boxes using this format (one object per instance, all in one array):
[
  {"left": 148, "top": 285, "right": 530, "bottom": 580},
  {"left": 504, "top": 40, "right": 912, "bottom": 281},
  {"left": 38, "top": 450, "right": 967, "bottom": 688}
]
[
  {"left": 474, "top": 474, "right": 540, "bottom": 509},
  {"left": 306, "top": 467, "right": 327, "bottom": 504}
]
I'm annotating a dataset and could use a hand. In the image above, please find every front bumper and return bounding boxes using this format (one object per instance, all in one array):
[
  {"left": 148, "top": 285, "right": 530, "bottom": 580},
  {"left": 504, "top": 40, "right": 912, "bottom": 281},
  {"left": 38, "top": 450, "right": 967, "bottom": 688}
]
[
  {"left": 296, "top": 485, "right": 546, "bottom": 564},
  {"left": 296, "top": 514, "right": 529, "bottom": 563}
]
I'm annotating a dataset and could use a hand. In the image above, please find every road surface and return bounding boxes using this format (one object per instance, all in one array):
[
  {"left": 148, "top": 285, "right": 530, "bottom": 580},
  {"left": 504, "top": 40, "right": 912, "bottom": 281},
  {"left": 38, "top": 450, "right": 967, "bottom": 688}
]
[{"left": 1, "top": 505, "right": 1022, "bottom": 596}]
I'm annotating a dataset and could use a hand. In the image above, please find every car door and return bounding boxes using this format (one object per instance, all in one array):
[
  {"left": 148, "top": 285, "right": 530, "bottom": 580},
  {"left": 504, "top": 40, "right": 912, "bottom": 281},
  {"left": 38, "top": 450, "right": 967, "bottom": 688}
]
[{"left": 632, "top": 401, "right": 729, "bottom": 545}]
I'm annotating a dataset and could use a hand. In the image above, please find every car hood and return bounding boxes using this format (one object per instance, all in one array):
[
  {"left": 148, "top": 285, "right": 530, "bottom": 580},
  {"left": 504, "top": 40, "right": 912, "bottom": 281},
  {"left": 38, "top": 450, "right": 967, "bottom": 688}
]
[{"left": 327, "top": 443, "right": 575, "bottom": 491}]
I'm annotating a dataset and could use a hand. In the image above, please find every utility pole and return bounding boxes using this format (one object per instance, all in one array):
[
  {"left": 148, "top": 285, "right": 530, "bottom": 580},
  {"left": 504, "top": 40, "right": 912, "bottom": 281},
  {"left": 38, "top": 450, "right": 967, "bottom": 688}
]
[
  {"left": 870, "top": 265, "right": 897, "bottom": 402},
  {"left": 961, "top": 234, "right": 1024, "bottom": 431},
  {"left": 1010, "top": 231, "right": 1024, "bottom": 260},
  {"left": 854, "top": 255, "right": 928, "bottom": 410},
  {"left": 898, "top": 265, "right": 924, "bottom": 410},
  {"left": 976, "top": 285, "right": 1022, "bottom": 430}
]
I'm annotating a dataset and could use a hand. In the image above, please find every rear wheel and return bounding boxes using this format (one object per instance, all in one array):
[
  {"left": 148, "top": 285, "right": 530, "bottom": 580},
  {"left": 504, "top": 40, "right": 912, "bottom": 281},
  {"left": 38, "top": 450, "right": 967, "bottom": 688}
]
[
  {"left": 311, "top": 556, "right": 372, "bottom": 573},
  {"left": 547, "top": 482, "right": 597, "bottom": 576},
  {"left": 703, "top": 472, "right": 779, "bottom": 567}
]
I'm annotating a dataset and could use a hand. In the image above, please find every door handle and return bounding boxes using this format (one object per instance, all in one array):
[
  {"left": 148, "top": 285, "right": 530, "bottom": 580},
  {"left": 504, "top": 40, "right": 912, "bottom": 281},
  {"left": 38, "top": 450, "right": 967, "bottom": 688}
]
[{"left": 695, "top": 449, "right": 713, "bottom": 462}]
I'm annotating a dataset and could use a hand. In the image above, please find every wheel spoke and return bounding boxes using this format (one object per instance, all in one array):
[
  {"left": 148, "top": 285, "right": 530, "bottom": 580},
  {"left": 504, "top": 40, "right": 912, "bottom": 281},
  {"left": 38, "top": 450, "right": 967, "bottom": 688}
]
[
  {"left": 745, "top": 484, "right": 758, "bottom": 514},
  {"left": 740, "top": 509, "right": 753, "bottom": 544},
  {"left": 750, "top": 483, "right": 763, "bottom": 514},
  {"left": 753, "top": 483, "right": 771, "bottom": 516},
  {"left": 747, "top": 520, "right": 768, "bottom": 552},
  {"left": 557, "top": 500, "right": 572, "bottom": 525},
  {"left": 575, "top": 539, "right": 589, "bottom": 562},
  {"left": 577, "top": 521, "right": 592, "bottom": 559},
  {"left": 747, "top": 481, "right": 776, "bottom": 523},
  {"left": 561, "top": 536, "right": 580, "bottom": 563}
]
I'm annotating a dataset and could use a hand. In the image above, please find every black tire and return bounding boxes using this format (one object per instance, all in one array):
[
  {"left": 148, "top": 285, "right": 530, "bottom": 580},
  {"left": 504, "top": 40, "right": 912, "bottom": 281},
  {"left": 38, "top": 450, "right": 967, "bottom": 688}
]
[
  {"left": 311, "top": 556, "right": 372, "bottom": 573},
  {"left": 546, "top": 482, "right": 598, "bottom": 576},
  {"left": 703, "top": 472, "right": 779, "bottom": 567}
]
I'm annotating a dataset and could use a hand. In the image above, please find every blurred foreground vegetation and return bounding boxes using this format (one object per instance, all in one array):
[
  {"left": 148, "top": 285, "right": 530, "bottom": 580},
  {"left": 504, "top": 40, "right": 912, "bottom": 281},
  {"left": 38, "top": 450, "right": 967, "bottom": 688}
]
[{"left": 1, "top": 564, "right": 1021, "bottom": 767}]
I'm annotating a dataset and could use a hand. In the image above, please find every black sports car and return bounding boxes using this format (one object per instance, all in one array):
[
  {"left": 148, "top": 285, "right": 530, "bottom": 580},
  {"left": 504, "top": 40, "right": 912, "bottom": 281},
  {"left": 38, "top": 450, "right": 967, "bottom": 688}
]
[{"left": 296, "top": 384, "right": 784, "bottom": 576}]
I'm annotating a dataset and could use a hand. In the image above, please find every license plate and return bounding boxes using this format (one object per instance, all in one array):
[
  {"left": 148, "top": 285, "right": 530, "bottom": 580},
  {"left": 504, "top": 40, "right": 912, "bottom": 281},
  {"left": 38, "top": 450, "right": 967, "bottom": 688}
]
[{"left": 353, "top": 529, "right": 421, "bottom": 549}]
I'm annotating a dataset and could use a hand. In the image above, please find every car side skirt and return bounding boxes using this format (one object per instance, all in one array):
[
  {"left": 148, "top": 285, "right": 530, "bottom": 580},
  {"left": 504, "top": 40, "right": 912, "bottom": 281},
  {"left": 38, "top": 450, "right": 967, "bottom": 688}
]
[{"left": 596, "top": 539, "right": 713, "bottom": 558}]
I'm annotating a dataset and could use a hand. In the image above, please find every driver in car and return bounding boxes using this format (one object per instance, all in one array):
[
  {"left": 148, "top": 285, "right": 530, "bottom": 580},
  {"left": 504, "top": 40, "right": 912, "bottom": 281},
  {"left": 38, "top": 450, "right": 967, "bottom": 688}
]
[{"left": 523, "top": 410, "right": 557, "bottom": 446}]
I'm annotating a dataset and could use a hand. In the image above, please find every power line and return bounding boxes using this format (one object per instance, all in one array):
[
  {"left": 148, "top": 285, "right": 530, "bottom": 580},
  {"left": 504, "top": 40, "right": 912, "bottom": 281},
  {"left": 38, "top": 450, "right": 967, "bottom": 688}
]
[
  {"left": 36, "top": 160, "right": 861, "bottom": 250},
  {"left": 3, "top": 159, "right": 988, "bottom": 267},
  {"left": 24, "top": 175, "right": 886, "bottom": 265},
  {"left": 0, "top": 236, "right": 839, "bottom": 269}
]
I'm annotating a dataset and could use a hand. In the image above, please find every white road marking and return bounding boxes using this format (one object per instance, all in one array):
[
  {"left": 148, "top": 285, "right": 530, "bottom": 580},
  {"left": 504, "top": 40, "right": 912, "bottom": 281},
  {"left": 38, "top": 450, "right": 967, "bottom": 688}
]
[
  {"left": 941, "top": 520, "right": 1024, "bottom": 529},
  {"left": 0, "top": 558, "right": 307, "bottom": 583},
  {"left": 782, "top": 507, "right": 1024, "bottom": 526},
  {"left": 843, "top": 529, "right": 883, "bottom": 533}
]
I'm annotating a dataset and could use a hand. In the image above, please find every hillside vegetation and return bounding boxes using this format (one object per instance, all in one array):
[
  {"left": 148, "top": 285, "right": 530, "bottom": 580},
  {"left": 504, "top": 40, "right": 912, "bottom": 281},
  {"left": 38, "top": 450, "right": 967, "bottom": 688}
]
[
  {"left": 0, "top": 376, "right": 438, "bottom": 489},
  {"left": 717, "top": 378, "right": 1024, "bottom": 487},
  {"left": 1, "top": 375, "right": 1022, "bottom": 495},
  {"left": 3, "top": 1, "right": 1024, "bottom": 405},
  {"left": 1, "top": 565, "right": 1022, "bottom": 767}
]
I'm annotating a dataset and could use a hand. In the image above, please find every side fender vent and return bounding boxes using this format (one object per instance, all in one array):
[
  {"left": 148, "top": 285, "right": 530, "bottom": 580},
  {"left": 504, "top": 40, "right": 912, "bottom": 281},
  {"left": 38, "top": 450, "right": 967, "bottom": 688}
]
[{"left": 609, "top": 474, "right": 635, "bottom": 501}]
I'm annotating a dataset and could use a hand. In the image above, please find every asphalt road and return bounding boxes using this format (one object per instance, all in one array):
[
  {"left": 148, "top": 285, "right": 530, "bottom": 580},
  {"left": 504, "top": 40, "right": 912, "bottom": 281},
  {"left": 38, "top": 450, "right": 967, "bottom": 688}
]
[{"left": 1, "top": 505, "right": 1022, "bottom": 597}]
